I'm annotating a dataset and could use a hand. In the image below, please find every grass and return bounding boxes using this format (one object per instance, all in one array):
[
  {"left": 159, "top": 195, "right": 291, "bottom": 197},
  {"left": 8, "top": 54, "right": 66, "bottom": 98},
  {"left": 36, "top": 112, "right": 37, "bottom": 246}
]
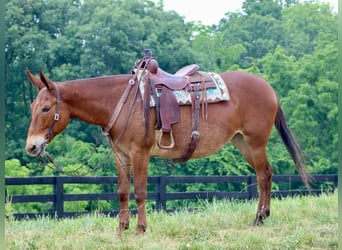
[{"left": 6, "top": 191, "right": 337, "bottom": 249}]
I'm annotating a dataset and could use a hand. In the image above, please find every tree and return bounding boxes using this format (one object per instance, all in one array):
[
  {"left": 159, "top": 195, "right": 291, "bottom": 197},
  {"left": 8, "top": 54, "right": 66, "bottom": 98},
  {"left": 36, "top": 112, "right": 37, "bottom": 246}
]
[
  {"left": 280, "top": 2, "right": 337, "bottom": 58},
  {"left": 5, "top": 0, "right": 195, "bottom": 163},
  {"left": 242, "top": 0, "right": 283, "bottom": 19},
  {"left": 260, "top": 46, "right": 299, "bottom": 96}
]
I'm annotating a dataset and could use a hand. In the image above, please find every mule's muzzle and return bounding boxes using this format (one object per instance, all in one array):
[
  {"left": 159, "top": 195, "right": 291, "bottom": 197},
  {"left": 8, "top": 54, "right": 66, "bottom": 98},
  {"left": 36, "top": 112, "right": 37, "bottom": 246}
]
[{"left": 26, "top": 136, "right": 48, "bottom": 157}]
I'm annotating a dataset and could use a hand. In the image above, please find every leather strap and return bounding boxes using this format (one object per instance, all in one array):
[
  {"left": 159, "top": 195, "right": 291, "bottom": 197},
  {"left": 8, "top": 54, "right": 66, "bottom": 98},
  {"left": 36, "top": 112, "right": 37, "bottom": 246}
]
[
  {"left": 105, "top": 80, "right": 140, "bottom": 149},
  {"left": 103, "top": 57, "right": 150, "bottom": 134},
  {"left": 173, "top": 85, "right": 201, "bottom": 162},
  {"left": 143, "top": 77, "right": 151, "bottom": 144},
  {"left": 47, "top": 83, "right": 61, "bottom": 141},
  {"left": 102, "top": 78, "right": 136, "bottom": 134},
  {"left": 150, "top": 78, "right": 161, "bottom": 130}
]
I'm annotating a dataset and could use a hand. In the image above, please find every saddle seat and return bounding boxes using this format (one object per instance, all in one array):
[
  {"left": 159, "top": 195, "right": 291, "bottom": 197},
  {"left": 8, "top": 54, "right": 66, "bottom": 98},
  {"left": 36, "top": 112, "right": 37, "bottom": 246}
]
[
  {"left": 174, "top": 64, "right": 200, "bottom": 77},
  {"left": 147, "top": 59, "right": 199, "bottom": 90}
]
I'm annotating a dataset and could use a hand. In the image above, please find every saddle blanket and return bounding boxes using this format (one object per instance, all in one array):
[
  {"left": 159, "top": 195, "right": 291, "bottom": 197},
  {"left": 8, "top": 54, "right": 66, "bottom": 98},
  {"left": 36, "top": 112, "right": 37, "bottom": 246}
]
[{"left": 136, "top": 70, "right": 230, "bottom": 107}]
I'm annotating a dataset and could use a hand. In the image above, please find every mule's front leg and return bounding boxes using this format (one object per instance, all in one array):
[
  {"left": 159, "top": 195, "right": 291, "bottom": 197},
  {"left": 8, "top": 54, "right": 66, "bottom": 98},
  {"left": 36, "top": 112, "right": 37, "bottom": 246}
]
[
  {"left": 131, "top": 150, "right": 149, "bottom": 235},
  {"left": 114, "top": 150, "right": 131, "bottom": 235}
]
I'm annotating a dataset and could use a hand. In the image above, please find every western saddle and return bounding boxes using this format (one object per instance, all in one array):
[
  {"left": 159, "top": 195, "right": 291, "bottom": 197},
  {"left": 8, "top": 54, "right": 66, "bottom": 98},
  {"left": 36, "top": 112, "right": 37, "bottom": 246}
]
[{"left": 134, "top": 49, "right": 214, "bottom": 162}]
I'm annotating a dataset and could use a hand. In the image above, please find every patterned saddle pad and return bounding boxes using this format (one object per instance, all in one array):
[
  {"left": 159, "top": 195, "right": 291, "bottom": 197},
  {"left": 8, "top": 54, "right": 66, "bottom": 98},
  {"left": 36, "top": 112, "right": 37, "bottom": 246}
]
[{"left": 136, "top": 70, "right": 230, "bottom": 107}]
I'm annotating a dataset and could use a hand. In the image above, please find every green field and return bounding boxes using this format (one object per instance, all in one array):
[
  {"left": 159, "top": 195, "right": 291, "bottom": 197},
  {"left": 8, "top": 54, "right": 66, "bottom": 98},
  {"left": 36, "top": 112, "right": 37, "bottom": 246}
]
[{"left": 6, "top": 192, "right": 337, "bottom": 249}]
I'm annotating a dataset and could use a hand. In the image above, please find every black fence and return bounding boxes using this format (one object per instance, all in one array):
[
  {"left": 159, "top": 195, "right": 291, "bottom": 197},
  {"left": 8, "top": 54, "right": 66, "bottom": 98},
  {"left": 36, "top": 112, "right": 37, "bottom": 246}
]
[{"left": 5, "top": 174, "right": 337, "bottom": 220}]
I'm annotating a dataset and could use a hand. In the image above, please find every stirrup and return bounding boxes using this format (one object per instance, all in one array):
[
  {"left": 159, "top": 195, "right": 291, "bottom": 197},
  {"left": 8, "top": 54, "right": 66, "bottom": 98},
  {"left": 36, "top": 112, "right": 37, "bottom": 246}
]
[{"left": 158, "top": 129, "right": 175, "bottom": 149}]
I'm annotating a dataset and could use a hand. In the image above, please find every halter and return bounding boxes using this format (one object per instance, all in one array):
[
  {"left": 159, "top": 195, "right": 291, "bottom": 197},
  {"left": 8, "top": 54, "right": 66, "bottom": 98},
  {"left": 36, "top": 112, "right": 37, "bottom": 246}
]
[
  {"left": 37, "top": 83, "right": 61, "bottom": 170},
  {"left": 46, "top": 83, "right": 61, "bottom": 142}
]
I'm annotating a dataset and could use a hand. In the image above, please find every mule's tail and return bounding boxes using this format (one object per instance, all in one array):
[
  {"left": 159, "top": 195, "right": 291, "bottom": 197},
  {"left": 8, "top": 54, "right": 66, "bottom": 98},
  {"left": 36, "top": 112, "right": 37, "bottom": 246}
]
[{"left": 274, "top": 104, "right": 313, "bottom": 189}]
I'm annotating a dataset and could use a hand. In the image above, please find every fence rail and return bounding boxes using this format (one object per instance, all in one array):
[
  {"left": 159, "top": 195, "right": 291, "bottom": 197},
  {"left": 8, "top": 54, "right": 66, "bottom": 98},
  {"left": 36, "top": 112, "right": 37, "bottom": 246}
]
[{"left": 5, "top": 174, "right": 337, "bottom": 219}]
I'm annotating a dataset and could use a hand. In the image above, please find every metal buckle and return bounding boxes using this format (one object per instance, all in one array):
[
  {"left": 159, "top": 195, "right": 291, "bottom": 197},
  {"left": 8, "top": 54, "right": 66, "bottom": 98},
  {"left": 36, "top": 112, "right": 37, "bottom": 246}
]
[
  {"left": 54, "top": 113, "right": 60, "bottom": 121},
  {"left": 128, "top": 79, "right": 135, "bottom": 85},
  {"left": 191, "top": 130, "right": 200, "bottom": 139}
]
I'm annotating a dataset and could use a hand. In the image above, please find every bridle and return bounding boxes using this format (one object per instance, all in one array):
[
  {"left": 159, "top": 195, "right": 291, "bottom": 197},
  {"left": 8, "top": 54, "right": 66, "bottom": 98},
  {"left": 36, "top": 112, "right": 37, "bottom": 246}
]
[
  {"left": 36, "top": 62, "right": 142, "bottom": 174},
  {"left": 36, "top": 82, "right": 61, "bottom": 163},
  {"left": 46, "top": 83, "right": 61, "bottom": 143},
  {"left": 35, "top": 83, "right": 61, "bottom": 158},
  {"left": 37, "top": 82, "right": 112, "bottom": 176}
]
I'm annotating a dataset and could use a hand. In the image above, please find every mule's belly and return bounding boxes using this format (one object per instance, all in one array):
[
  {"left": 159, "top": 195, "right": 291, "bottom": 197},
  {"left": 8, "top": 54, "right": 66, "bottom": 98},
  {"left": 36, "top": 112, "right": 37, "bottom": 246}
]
[
  {"left": 150, "top": 135, "right": 230, "bottom": 159},
  {"left": 149, "top": 102, "right": 237, "bottom": 159}
]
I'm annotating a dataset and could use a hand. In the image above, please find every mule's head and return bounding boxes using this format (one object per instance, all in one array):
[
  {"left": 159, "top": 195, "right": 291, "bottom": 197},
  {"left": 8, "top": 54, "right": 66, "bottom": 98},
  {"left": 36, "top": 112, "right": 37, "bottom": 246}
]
[{"left": 25, "top": 69, "right": 70, "bottom": 156}]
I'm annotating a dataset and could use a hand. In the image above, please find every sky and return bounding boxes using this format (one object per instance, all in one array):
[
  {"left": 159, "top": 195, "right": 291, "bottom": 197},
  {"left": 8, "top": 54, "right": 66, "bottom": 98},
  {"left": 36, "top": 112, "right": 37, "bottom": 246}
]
[
  {"left": 155, "top": 0, "right": 338, "bottom": 25},
  {"left": 160, "top": 0, "right": 244, "bottom": 25}
]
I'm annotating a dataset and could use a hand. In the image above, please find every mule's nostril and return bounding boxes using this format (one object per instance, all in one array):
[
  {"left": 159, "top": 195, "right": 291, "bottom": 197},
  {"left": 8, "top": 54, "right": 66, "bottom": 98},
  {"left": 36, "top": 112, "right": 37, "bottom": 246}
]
[
  {"left": 26, "top": 137, "right": 46, "bottom": 156},
  {"left": 30, "top": 145, "right": 36, "bottom": 152}
]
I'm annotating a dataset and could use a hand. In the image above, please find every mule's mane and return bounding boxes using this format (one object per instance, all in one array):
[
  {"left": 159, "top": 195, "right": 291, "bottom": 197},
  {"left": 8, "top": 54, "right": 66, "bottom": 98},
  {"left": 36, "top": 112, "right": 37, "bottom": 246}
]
[
  {"left": 58, "top": 74, "right": 131, "bottom": 86},
  {"left": 52, "top": 74, "right": 134, "bottom": 126}
]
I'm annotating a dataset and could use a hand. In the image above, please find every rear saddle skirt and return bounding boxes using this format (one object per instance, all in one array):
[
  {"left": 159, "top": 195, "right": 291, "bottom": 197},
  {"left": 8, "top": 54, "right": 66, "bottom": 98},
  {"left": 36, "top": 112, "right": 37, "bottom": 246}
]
[{"left": 134, "top": 62, "right": 230, "bottom": 156}]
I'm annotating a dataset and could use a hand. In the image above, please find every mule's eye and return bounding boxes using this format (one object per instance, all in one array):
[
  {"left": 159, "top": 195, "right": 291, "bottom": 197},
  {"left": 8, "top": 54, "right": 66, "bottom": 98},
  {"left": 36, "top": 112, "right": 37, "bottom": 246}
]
[{"left": 42, "top": 107, "right": 50, "bottom": 113}]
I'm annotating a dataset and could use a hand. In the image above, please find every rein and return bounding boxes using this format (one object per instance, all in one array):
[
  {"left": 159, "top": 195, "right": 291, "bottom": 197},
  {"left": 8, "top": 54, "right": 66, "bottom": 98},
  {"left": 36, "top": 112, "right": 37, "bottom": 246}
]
[
  {"left": 38, "top": 83, "right": 112, "bottom": 176},
  {"left": 38, "top": 127, "right": 113, "bottom": 176},
  {"left": 38, "top": 60, "right": 147, "bottom": 174},
  {"left": 102, "top": 59, "right": 150, "bottom": 155}
]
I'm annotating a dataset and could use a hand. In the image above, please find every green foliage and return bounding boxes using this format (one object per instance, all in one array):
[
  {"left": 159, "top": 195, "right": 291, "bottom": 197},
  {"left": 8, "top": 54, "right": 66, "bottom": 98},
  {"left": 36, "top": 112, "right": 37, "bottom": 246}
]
[
  {"left": 5, "top": 135, "right": 117, "bottom": 214},
  {"left": 5, "top": 159, "right": 53, "bottom": 215},
  {"left": 5, "top": 0, "right": 337, "bottom": 194}
]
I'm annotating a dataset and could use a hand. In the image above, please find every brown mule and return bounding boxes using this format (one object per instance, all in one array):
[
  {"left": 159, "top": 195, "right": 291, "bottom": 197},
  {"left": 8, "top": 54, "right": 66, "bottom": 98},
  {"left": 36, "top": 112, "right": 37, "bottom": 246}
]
[{"left": 25, "top": 66, "right": 311, "bottom": 235}]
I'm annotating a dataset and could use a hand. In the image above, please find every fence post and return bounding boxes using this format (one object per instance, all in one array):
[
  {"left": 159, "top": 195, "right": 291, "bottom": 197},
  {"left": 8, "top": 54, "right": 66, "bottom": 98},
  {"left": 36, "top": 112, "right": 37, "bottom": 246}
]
[
  {"left": 53, "top": 177, "right": 64, "bottom": 218},
  {"left": 333, "top": 175, "right": 338, "bottom": 188},
  {"left": 156, "top": 176, "right": 167, "bottom": 211}
]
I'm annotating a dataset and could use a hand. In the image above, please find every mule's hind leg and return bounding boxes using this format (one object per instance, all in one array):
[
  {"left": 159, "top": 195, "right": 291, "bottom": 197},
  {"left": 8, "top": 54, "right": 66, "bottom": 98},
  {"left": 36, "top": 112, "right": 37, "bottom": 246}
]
[
  {"left": 252, "top": 152, "right": 273, "bottom": 226},
  {"left": 232, "top": 133, "right": 274, "bottom": 225}
]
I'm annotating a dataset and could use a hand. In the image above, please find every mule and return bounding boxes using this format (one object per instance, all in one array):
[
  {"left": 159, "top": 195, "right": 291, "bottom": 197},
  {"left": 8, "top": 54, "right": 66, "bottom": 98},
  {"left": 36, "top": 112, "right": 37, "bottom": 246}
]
[{"left": 25, "top": 62, "right": 311, "bottom": 235}]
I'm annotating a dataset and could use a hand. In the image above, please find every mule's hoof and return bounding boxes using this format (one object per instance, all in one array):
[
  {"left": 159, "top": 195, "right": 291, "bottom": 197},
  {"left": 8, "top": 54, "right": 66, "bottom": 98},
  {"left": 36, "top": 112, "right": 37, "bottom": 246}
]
[
  {"left": 253, "top": 214, "right": 265, "bottom": 226},
  {"left": 253, "top": 208, "right": 270, "bottom": 226},
  {"left": 117, "top": 223, "right": 129, "bottom": 236},
  {"left": 252, "top": 218, "right": 264, "bottom": 226},
  {"left": 134, "top": 224, "right": 147, "bottom": 236}
]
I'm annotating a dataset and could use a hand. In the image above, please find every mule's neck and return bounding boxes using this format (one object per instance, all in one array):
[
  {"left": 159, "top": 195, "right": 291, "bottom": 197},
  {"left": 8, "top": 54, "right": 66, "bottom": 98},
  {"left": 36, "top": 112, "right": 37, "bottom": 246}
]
[{"left": 59, "top": 75, "right": 132, "bottom": 126}]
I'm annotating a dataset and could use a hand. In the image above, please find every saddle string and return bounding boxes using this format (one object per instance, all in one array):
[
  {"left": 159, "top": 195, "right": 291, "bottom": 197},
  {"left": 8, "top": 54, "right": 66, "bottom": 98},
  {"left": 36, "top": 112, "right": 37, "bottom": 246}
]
[{"left": 200, "top": 73, "right": 208, "bottom": 121}]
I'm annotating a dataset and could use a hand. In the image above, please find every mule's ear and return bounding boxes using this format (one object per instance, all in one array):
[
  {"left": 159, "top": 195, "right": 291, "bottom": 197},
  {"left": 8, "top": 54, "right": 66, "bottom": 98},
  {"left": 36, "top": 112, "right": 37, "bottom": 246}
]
[
  {"left": 39, "top": 71, "right": 55, "bottom": 91},
  {"left": 25, "top": 68, "right": 45, "bottom": 90}
]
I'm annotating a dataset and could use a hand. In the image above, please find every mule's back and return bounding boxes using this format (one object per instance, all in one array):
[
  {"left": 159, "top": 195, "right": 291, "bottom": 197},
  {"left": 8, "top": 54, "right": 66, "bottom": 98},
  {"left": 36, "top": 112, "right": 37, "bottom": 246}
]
[{"left": 148, "top": 70, "right": 278, "bottom": 160}]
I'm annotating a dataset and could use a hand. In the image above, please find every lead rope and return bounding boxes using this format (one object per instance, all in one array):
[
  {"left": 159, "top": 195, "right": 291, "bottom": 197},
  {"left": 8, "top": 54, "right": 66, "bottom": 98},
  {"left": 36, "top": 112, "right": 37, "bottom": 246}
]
[{"left": 38, "top": 127, "right": 113, "bottom": 176}]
